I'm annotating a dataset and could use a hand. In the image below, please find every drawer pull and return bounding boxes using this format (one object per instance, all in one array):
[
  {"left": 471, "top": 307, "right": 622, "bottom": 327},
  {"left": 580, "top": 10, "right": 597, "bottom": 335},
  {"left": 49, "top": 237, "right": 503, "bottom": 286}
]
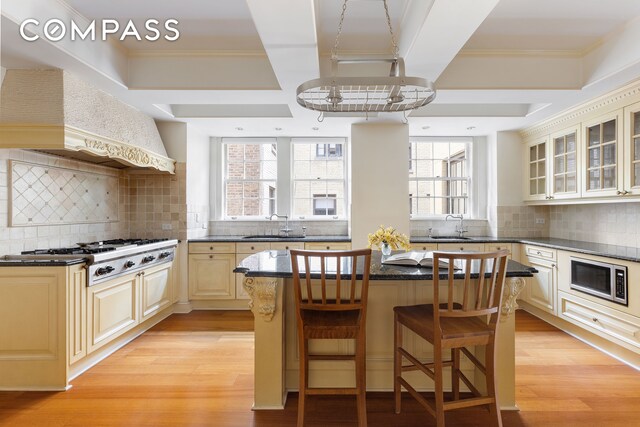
[
  {"left": 592, "top": 318, "right": 599, "bottom": 323},
  {"left": 536, "top": 251, "right": 541, "bottom": 255}
]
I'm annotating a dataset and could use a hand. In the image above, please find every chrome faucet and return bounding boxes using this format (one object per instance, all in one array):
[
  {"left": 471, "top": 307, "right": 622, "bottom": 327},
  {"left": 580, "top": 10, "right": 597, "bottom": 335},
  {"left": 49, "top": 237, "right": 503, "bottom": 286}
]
[
  {"left": 270, "top": 213, "right": 292, "bottom": 237},
  {"left": 445, "top": 214, "right": 467, "bottom": 238}
]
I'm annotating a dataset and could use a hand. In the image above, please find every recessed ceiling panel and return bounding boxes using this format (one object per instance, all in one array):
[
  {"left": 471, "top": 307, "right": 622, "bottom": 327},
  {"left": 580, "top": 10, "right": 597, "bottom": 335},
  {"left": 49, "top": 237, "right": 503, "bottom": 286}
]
[
  {"left": 172, "top": 104, "right": 292, "bottom": 118},
  {"left": 410, "top": 103, "right": 531, "bottom": 117}
]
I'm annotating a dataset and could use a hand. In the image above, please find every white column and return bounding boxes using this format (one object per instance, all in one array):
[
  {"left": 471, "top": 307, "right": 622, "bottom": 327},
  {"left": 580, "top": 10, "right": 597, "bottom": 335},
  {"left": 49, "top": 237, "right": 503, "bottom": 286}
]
[{"left": 350, "top": 123, "right": 410, "bottom": 249}]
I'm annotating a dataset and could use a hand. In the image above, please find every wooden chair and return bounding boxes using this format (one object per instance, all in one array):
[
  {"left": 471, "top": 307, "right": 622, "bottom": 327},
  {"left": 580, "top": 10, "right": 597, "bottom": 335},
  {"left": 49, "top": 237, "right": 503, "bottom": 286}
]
[
  {"left": 290, "top": 248, "right": 372, "bottom": 427},
  {"left": 393, "top": 250, "right": 510, "bottom": 427}
]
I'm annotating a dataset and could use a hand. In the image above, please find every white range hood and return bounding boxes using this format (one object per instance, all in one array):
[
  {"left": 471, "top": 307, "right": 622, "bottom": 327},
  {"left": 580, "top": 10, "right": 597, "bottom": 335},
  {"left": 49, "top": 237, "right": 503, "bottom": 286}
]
[{"left": 0, "top": 69, "right": 175, "bottom": 173}]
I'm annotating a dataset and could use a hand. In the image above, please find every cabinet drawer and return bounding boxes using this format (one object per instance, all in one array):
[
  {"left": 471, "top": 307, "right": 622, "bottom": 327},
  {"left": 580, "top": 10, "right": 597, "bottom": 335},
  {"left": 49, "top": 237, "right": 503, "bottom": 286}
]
[
  {"left": 270, "top": 242, "right": 305, "bottom": 251},
  {"left": 436, "top": 243, "right": 485, "bottom": 252},
  {"left": 189, "top": 242, "right": 236, "bottom": 254},
  {"left": 304, "top": 242, "right": 352, "bottom": 251},
  {"left": 484, "top": 243, "right": 512, "bottom": 257},
  {"left": 559, "top": 291, "right": 640, "bottom": 349},
  {"left": 236, "top": 242, "right": 271, "bottom": 254},
  {"left": 413, "top": 243, "right": 438, "bottom": 251},
  {"left": 524, "top": 245, "right": 556, "bottom": 261}
]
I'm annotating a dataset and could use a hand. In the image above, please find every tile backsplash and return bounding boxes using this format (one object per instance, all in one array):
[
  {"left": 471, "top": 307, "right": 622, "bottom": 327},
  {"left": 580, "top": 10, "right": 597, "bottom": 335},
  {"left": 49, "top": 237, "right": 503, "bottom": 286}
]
[
  {"left": 10, "top": 160, "right": 119, "bottom": 226},
  {"left": 496, "top": 205, "right": 549, "bottom": 238},
  {"left": 548, "top": 203, "right": 640, "bottom": 247},
  {"left": 0, "top": 149, "right": 128, "bottom": 254},
  {"left": 208, "top": 219, "right": 349, "bottom": 237}
]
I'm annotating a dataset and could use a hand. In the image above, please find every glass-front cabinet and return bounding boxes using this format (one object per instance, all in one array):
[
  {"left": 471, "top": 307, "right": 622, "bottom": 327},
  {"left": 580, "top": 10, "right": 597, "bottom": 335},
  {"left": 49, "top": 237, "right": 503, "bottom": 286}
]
[
  {"left": 623, "top": 101, "right": 640, "bottom": 196},
  {"left": 550, "top": 126, "right": 580, "bottom": 199},
  {"left": 525, "top": 137, "right": 549, "bottom": 201},
  {"left": 582, "top": 110, "right": 624, "bottom": 198}
]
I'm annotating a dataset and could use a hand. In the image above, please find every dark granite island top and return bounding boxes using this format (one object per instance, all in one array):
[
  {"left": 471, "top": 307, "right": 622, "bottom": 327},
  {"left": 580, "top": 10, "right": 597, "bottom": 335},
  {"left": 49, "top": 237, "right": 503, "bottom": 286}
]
[
  {"left": 233, "top": 250, "right": 536, "bottom": 280},
  {"left": 238, "top": 250, "right": 531, "bottom": 412}
]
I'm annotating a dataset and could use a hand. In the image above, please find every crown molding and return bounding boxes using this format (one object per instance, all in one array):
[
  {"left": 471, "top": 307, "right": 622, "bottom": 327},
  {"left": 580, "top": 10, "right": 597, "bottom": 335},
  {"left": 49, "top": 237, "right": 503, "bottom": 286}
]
[{"left": 520, "top": 78, "right": 640, "bottom": 140}]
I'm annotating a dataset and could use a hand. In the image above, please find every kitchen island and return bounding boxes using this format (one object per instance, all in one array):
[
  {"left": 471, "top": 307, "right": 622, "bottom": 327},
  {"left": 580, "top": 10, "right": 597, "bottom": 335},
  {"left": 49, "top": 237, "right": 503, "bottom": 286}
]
[{"left": 234, "top": 250, "right": 535, "bottom": 411}]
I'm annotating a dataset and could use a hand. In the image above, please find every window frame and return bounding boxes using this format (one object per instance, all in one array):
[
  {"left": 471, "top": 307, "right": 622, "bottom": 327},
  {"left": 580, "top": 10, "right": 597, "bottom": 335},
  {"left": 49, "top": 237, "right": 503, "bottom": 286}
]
[
  {"left": 215, "top": 137, "right": 349, "bottom": 221},
  {"left": 291, "top": 137, "right": 348, "bottom": 220},
  {"left": 408, "top": 137, "right": 475, "bottom": 219},
  {"left": 221, "top": 138, "right": 278, "bottom": 220}
]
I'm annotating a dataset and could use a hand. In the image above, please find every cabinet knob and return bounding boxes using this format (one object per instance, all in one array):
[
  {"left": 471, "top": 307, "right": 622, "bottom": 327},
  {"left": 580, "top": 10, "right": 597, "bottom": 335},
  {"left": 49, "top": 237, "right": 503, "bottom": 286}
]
[
  {"left": 459, "top": 247, "right": 464, "bottom": 251},
  {"left": 592, "top": 318, "right": 599, "bottom": 323},
  {"left": 624, "top": 190, "right": 630, "bottom": 195},
  {"left": 496, "top": 247, "right": 501, "bottom": 250},
  {"left": 617, "top": 191, "right": 623, "bottom": 195},
  {"left": 251, "top": 246, "right": 255, "bottom": 250},
  {"left": 537, "top": 251, "right": 541, "bottom": 255},
  {"left": 285, "top": 246, "right": 289, "bottom": 250},
  {"left": 326, "top": 246, "right": 330, "bottom": 250},
  {"left": 209, "top": 246, "right": 214, "bottom": 250},
  {"left": 551, "top": 263, "right": 556, "bottom": 268},
  {"left": 209, "top": 255, "right": 213, "bottom": 259}
]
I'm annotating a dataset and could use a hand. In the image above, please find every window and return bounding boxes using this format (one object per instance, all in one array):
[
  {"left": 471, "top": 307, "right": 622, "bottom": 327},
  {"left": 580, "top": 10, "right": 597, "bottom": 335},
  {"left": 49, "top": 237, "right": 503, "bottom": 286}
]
[
  {"left": 316, "top": 143, "right": 343, "bottom": 158},
  {"left": 223, "top": 141, "right": 277, "bottom": 218},
  {"left": 409, "top": 139, "right": 471, "bottom": 217},
  {"left": 292, "top": 139, "right": 347, "bottom": 218},
  {"left": 313, "top": 194, "right": 337, "bottom": 215}
]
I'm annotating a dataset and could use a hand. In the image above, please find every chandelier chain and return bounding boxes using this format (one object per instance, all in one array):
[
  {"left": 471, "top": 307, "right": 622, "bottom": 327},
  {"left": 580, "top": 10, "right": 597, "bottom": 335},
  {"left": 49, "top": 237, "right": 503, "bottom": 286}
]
[
  {"left": 382, "top": 0, "right": 399, "bottom": 59},
  {"left": 331, "top": 0, "right": 349, "bottom": 60}
]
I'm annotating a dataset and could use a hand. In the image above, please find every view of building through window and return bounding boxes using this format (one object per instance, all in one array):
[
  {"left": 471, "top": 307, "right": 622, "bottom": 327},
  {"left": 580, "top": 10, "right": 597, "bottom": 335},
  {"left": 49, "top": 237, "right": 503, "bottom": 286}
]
[
  {"left": 292, "top": 140, "right": 346, "bottom": 218},
  {"left": 409, "top": 139, "right": 470, "bottom": 216},
  {"left": 224, "top": 142, "right": 277, "bottom": 217}
]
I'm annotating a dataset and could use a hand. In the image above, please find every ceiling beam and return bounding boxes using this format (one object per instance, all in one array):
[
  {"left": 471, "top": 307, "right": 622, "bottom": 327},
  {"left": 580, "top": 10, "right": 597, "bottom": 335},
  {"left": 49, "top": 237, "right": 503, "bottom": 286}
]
[{"left": 401, "top": 0, "right": 500, "bottom": 80}]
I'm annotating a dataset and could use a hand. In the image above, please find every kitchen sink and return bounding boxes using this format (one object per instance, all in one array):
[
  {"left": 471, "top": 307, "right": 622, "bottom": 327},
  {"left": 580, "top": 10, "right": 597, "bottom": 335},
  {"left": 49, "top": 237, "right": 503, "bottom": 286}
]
[
  {"left": 428, "top": 236, "right": 473, "bottom": 240},
  {"left": 242, "top": 234, "right": 305, "bottom": 239}
]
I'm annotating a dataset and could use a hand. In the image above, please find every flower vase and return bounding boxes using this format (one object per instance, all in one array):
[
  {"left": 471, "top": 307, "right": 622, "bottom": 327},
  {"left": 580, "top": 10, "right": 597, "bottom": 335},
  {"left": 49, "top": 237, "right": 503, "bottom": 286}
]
[{"left": 381, "top": 242, "right": 392, "bottom": 256}]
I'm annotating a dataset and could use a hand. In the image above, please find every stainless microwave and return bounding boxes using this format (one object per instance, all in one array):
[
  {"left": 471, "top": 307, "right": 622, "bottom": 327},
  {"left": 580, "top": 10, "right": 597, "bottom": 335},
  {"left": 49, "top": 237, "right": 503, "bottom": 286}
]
[{"left": 570, "top": 257, "right": 627, "bottom": 305}]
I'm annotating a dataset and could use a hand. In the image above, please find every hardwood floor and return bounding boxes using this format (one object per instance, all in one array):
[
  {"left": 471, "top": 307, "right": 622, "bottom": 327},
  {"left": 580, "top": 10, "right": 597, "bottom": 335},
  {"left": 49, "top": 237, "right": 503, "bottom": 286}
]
[{"left": 1, "top": 310, "right": 640, "bottom": 426}]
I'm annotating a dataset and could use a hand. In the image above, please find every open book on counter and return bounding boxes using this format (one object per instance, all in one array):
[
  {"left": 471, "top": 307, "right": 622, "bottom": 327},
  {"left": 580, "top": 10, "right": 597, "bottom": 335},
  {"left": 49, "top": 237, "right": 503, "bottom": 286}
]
[{"left": 381, "top": 251, "right": 459, "bottom": 269}]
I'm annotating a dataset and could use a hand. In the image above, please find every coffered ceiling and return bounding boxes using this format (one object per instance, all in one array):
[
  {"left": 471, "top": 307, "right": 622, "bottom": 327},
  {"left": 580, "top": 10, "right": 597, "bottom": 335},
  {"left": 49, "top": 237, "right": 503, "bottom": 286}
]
[{"left": 2, "top": 0, "right": 640, "bottom": 138}]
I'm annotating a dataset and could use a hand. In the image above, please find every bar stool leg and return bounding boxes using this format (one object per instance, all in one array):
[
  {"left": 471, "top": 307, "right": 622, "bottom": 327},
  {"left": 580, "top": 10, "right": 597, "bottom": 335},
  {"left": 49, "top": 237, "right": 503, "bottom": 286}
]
[
  {"left": 486, "top": 338, "right": 503, "bottom": 427},
  {"left": 297, "top": 338, "right": 308, "bottom": 427},
  {"left": 394, "top": 313, "right": 402, "bottom": 414},
  {"left": 452, "top": 348, "right": 460, "bottom": 401},
  {"left": 355, "top": 334, "right": 367, "bottom": 427},
  {"left": 434, "top": 346, "right": 445, "bottom": 427}
]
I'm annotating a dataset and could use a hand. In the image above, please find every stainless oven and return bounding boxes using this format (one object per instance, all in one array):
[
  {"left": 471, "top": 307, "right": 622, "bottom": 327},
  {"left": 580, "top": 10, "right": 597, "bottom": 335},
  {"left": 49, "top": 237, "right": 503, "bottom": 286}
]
[{"left": 570, "top": 257, "right": 627, "bottom": 305}]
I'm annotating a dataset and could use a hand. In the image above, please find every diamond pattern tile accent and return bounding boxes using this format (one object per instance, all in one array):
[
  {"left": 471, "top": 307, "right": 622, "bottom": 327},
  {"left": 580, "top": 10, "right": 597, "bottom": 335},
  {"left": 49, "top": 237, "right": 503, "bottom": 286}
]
[{"left": 9, "top": 160, "right": 119, "bottom": 226}]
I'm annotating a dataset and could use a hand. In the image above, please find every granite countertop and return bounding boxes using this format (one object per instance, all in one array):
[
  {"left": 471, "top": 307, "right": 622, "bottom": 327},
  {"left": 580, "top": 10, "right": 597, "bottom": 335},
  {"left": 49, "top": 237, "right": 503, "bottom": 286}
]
[
  {"left": 233, "top": 250, "right": 535, "bottom": 280},
  {"left": 189, "top": 235, "right": 351, "bottom": 243},
  {"left": 191, "top": 235, "right": 640, "bottom": 263},
  {"left": 0, "top": 258, "right": 87, "bottom": 267}
]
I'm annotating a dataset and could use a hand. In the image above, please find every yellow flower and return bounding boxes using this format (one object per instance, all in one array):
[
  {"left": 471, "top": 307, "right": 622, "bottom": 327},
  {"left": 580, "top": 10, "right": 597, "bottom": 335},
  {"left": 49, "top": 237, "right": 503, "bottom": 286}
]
[{"left": 366, "top": 225, "right": 411, "bottom": 251}]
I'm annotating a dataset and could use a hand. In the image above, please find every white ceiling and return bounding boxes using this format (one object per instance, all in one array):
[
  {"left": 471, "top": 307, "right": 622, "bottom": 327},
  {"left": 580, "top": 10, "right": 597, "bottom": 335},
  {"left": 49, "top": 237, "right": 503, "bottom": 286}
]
[{"left": 2, "top": 0, "right": 640, "bottom": 138}]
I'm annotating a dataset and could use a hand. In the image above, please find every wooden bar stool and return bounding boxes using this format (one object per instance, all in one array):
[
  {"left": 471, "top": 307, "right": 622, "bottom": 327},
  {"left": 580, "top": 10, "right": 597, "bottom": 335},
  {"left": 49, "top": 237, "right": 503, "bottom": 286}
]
[
  {"left": 290, "top": 248, "right": 372, "bottom": 427},
  {"left": 393, "top": 250, "right": 510, "bottom": 427}
]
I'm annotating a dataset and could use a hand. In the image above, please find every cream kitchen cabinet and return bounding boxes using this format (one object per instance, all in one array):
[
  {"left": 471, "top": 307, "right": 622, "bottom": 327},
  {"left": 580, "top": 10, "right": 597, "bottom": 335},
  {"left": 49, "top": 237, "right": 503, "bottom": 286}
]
[
  {"left": 623, "top": 101, "right": 640, "bottom": 196},
  {"left": 413, "top": 243, "right": 438, "bottom": 252},
  {"left": 550, "top": 126, "right": 580, "bottom": 200},
  {"left": 188, "top": 242, "right": 237, "bottom": 300},
  {"left": 304, "top": 242, "right": 352, "bottom": 251},
  {"left": 524, "top": 136, "right": 550, "bottom": 201},
  {"left": 582, "top": 110, "right": 625, "bottom": 198},
  {"left": 140, "top": 262, "right": 173, "bottom": 321},
  {"left": 68, "top": 265, "right": 87, "bottom": 365},
  {"left": 484, "top": 243, "right": 513, "bottom": 258},
  {"left": 87, "top": 272, "right": 139, "bottom": 355},
  {"left": 436, "top": 242, "right": 485, "bottom": 252},
  {"left": 520, "top": 245, "right": 557, "bottom": 314}
]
